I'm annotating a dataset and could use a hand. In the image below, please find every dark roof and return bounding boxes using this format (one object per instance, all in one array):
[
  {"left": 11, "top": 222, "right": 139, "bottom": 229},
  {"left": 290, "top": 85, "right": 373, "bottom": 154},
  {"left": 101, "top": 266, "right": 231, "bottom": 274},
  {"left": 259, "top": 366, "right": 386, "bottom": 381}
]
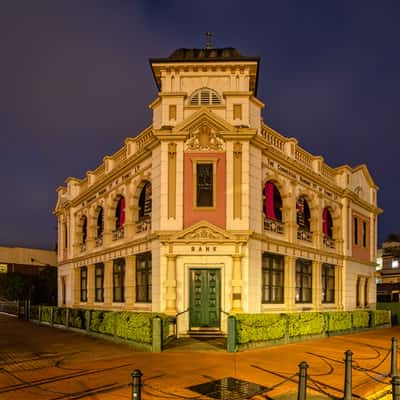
[{"left": 150, "top": 47, "right": 259, "bottom": 63}]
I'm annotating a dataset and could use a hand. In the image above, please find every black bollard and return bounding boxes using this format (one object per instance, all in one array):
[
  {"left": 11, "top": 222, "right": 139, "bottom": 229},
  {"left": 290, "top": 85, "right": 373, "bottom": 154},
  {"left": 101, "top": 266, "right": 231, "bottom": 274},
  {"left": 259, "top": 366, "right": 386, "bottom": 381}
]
[
  {"left": 392, "top": 337, "right": 398, "bottom": 378},
  {"left": 297, "top": 361, "right": 308, "bottom": 400},
  {"left": 131, "top": 369, "right": 143, "bottom": 400},
  {"left": 392, "top": 376, "right": 400, "bottom": 400},
  {"left": 344, "top": 350, "right": 353, "bottom": 400}
]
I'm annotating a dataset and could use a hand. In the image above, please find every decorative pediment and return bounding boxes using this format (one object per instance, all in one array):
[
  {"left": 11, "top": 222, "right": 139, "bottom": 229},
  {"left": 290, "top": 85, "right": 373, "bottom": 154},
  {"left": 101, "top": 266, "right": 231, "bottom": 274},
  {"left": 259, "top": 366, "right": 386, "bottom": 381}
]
[
  {"left": 185, "top": 123, "right": 225, "bottom": 151},
  {"left": 171, "top": 221, "right": 235, "bottom": 242}
]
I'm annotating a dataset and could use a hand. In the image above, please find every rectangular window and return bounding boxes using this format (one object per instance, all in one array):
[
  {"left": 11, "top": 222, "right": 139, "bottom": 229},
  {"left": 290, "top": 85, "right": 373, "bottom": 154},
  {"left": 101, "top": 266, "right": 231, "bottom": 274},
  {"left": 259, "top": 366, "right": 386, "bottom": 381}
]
[
  {"left": 95, "top": 263, "right": 104, "bottom": 302},
  {"left": 136, "top": 252, "right": 152, "bottom": 303},
  {"left": 233, "top": 104, "right": 242, "bottom": 120},
  {"left": 362, "top": 221, "right": 367, "bottom": 247},
  {"left": 169, "top": 104, "right": 177, "bottom": 120},
  {"left": 321, "top": 263, "right": 335, "bottom": 303},
  {"left": 354, "top": 217, "right": 358, "bottom": 245},
  {"left": 196, "top": 162, "right": 214, "bottom": 208},
  {"left": 80, "top": 266, "right": 87, "bottom": 302},
  {"left": 262, "top": 253, "right": 284, "bottom": 303},
  {"left": 113, "top": 258, "right": 125, "bottom": 302},
  {"left": 295, "top": 259, "right": 312, "bottom": 303}
]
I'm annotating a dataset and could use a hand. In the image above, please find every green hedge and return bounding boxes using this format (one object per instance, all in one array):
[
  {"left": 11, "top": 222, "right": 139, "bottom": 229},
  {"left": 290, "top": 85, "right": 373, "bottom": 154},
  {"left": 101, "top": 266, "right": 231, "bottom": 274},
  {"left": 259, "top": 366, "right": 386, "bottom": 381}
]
[
  {"left": 235, "top": 310, "right": 389, "bottom": 346},
  {"left": 41, "top": 306, "right": 52, "bottom": 322},
  {"left": 68, "top": 308, "right": 87, "bottom": 329},
  {"left": 372, "top": 309, "right": 391, "bottom": 326},
  {"left": 236, "top": 313, "right": 287, "bottom": 344},
  {"left": 90, "top": 310, "right": 115, "bottom": 335},
  {"left": 352, "top": 311, "right": 370, "bottom": 329},
  {"left": 115, "top": 312, "right": 169, "bottom": 344},
  {"left": 287, "top": 312, "right": 325, "bottom": 337},
  {"left": 326, "top": 311, "right": 352, "bottom": 332},
  {"left": 53, "top": 308, "right": 67, "bottom": 325}
]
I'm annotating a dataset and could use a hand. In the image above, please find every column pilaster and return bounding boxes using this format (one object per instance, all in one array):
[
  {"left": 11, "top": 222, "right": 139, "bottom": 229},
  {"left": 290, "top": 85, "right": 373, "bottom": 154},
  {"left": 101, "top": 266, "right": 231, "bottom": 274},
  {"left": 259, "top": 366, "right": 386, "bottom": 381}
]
[
  {"left": 165, "top": 254, "right": 177, "bottom": 315},
  {"left": 335, "top": 264, "right": 344, "bottom": 310},
  {"left": 284, "top": 255, "right": 296, "bottom": 311},
  {"left": 231, "top": 254, "right": 243, "bottom": 313},
  {"left": 312, "top": 261, "right": 321, "bottom": 311},
  {"left": 125, "top": 255, "right": 136, "bottom": 308},
  {"left": 104, "top": 260, "right": 113, "bottom": 306},
  {"left": 87, "top": 264, "right": 95, "bottom": 305}
]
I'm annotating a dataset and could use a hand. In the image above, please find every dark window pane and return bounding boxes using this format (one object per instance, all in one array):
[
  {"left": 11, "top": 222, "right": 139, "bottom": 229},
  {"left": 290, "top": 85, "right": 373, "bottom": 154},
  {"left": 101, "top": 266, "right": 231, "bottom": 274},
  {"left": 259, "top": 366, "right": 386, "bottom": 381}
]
[
  {"left": 113, "top": 258, "right": 125, "bottom": 302},
  {"left": 197, "top": 163, "right": 213, "bottom": 207},
  {"left": 262, "top": 253, "right": 284, "bottom": 303},
  {"left": 295, "top": 259, "right": 312, "bottom": 303},
  {"left": 136, "top": 252, "right": 152, "bottom": 303}
]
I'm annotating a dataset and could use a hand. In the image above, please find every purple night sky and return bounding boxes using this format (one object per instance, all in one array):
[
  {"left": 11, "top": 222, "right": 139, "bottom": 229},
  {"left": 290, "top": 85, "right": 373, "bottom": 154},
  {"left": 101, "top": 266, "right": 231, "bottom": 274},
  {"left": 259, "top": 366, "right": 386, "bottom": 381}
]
[{"left": 1, "top": 1, "right": 399, "bottom": 249}]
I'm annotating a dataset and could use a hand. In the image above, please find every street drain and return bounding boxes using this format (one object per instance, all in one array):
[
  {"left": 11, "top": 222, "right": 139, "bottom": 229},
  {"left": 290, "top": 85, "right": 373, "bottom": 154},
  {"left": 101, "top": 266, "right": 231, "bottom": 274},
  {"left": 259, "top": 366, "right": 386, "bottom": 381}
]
[{"left": 187, "top": 377, "right": 269, "bottom": 399}]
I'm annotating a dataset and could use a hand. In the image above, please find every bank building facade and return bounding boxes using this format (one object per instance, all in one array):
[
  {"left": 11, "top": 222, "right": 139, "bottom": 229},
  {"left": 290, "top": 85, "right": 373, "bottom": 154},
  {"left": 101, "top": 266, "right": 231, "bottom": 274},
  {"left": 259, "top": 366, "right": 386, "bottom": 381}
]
[{"left": 55, "top": 46, "right": 381, "bottom": 336}]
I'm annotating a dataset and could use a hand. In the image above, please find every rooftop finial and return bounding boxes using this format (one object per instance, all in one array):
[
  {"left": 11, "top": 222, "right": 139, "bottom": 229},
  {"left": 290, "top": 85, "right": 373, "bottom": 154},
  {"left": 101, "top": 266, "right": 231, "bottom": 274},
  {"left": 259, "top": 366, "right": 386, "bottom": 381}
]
[{"left": 205, "top": 32, "right": 212, "bottom": 49}]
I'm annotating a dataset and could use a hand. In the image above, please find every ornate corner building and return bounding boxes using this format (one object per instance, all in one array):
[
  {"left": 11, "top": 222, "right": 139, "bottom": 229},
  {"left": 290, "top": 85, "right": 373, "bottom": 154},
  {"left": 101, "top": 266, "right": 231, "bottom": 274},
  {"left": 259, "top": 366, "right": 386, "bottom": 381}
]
[{"left": 54, "top": 46, "right": 382, "bottom": 336}]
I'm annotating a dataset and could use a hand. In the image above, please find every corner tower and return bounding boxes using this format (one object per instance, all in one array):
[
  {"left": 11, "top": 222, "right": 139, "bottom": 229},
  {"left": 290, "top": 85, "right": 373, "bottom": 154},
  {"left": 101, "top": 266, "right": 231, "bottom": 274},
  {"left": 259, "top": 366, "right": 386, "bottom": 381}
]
[{"left": 149, "top": 47, "right": 263, "bottom": 132}]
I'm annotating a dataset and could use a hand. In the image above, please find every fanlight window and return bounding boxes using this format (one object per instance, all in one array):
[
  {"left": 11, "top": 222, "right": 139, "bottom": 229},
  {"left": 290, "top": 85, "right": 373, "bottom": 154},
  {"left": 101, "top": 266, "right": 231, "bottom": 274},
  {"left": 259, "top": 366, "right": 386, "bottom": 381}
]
[
  {"left": 296, "top": 196, "right": 311, "bottom": 231},
  {"left": 190, "top": 88, "right": 221, "bottom": 105},
  {"left": 322, "top": 207, "right": 333, "bottom": 238},
  {"left": 139, "top": 182, "right": 152, "bottom": 220},
  {"left": 115, "top": 196, "right": 125, "bottom": 229},
  {"left": 263, "top": 182, "right": 282, "bottom": 221}
]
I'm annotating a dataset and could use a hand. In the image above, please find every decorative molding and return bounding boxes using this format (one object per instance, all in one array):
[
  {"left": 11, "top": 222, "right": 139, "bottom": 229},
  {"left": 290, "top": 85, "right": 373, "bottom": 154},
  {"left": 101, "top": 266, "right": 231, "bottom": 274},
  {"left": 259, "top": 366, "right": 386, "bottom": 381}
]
[{"left": 185, "top": 123, "right": 225, "bottom": 151}]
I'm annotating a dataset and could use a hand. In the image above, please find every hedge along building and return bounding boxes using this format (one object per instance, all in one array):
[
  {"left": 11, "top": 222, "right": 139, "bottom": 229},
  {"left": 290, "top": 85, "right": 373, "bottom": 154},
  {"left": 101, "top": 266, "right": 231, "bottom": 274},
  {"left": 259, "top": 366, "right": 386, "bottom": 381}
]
[{"left": 54, "top": 45, "right": 382, "bottom": 336}]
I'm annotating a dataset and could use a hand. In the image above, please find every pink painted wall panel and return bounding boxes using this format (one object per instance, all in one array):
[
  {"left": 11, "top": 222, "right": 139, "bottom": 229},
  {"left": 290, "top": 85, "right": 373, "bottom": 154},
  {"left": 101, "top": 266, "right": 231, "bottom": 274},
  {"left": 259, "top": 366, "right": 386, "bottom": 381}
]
[{"left": 183, "top": 152, "right": 226, "bottom": 229}]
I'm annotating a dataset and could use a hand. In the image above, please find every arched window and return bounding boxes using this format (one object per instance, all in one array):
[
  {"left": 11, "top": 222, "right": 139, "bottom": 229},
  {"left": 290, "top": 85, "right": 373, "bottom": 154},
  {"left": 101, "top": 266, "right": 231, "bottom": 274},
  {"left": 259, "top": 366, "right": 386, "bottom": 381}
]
[
  {"left": 190, "top": 88, "right": 221, "bottom": 105},
  {"left": 115, "top": 196, "right": 125, "bottom": 229},
  {"left": 322, "top": 207, "right": 333, "bottom": 238},
  {"left": 81, "top": 215, "right": 87, "bottom": 244},
  {"left": 297, "top": 196, "right": 311, "bottom": 231},
  {"left": 96, "top": 207, "right": 104, "bottom": 238},
  {"left": 263, "top": 182, "right": 282, "bottom": 221},
  {"left": 139, "top": 182, "right": 152, "bottom": 221}
]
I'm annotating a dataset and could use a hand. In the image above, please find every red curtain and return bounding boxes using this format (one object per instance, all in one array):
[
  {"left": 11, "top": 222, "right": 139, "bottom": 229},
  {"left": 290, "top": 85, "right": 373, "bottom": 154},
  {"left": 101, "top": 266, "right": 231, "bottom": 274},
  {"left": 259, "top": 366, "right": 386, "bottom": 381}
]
[
  {"left": 265, "top": 182, "right": 276, "bottom": 220},
  {"left": 119, "top": 197, "right": 125, "bottom": 226},
  {"left": 322, "top": 207, "right": 328, "bottom": 236}
]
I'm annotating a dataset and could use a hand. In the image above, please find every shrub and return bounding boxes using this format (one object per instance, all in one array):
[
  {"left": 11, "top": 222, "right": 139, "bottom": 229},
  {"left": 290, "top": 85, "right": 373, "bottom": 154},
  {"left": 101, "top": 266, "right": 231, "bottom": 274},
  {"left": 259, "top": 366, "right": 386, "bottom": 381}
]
[
  {"left": 69, "top": 308, "right": 86, "bottom": 329},
  {"left": 287, "top": 312, "right": 325, "bottom": 337},
  {"left": 326, "top": 312, "right": 352, "bottom": 332},
  {"left": 236, "top": 314, "right": 287, "bottom": 344},
  {"left": 371, "top": 309, "right": 391, "bottom": 326},
  {"left": 40, "top": 306, "right": 52, "bottom": 322},
  {"left": 53, "top": 307, "right": 67, "bottom": 325},
  {"left": 352, "top": 311, "right": 370, "bottom": 329},
  {"left": 90, "top": 311, "right": 115, "bottom": 335},
  {"left": 116, "top": 312, "right": 152, "bottom": 343}
]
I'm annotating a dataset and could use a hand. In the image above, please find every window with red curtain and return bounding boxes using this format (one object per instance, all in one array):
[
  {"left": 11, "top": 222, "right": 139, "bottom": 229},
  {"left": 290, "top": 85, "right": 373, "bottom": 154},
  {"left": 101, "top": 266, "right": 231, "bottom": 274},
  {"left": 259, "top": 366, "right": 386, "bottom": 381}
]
[
  {"left": 263, "top": 182, "right": 282, "bottom": 221},
  {"left": 116, "top": 197, "right": 125, "bottom": 228},
  {"left": 322, "top": 207, "right": 333, "bottom": 238}
]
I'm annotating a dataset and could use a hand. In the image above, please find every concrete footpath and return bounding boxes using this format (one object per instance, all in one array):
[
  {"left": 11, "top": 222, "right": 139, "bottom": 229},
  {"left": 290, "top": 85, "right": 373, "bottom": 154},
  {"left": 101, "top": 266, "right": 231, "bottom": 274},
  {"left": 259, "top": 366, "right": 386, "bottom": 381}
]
[{"left": 0, "top": 313, "right": 398, "bottom": 400}]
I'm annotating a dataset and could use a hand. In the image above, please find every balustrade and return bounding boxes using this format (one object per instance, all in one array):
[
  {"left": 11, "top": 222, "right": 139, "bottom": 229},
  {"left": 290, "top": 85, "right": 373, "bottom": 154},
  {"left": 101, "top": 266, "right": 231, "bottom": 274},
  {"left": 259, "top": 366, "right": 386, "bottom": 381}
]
[{"left": 264, "top": 218, "right": 284, "bottom": 234}]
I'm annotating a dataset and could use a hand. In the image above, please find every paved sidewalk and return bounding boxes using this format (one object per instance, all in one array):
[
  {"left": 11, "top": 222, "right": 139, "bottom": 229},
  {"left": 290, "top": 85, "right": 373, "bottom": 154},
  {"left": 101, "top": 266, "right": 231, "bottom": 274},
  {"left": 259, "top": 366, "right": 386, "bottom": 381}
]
[{"left": 0, "top": 313, "right": 398, "bottom": 399}]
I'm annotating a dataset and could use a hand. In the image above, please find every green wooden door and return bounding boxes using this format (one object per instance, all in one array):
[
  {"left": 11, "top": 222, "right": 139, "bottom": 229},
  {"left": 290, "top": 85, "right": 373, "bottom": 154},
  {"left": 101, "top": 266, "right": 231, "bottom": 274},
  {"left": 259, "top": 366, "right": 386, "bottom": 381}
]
[{"left": 190, "top": 269, "right": 220, "bottom": 328}]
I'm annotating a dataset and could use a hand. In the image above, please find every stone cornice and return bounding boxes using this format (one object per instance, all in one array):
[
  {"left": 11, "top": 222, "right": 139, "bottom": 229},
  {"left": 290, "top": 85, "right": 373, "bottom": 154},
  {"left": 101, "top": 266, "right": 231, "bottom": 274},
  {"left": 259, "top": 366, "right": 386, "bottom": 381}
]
[
  {"left": 69, "top": 147, "right": 154, "bottom": 208},
  {"left": 57, "top": 234, "right": 157, "bottom": 266},
  {"left": 251, "top": 231, "right": 342, "bottom": 263}
]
